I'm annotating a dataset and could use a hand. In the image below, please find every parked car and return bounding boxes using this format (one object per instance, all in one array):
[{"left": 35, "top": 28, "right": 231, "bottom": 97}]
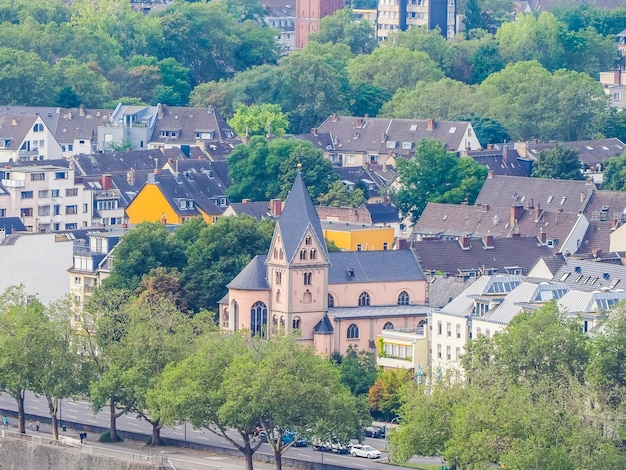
[
  {"left": 311, "top": 438, "right": 333, "bottom": 452},
  {"left": 282, "top": 431, "right": 308, "bottom": 447},
  {"left": 364, "top": 426, "right": 383, "bottom": 438},
  {"left": 350, "top": 444, "right": 381, "bottom": 459},
  {"left": 330, "top": 438, "right": 351, "bottom": 454}
]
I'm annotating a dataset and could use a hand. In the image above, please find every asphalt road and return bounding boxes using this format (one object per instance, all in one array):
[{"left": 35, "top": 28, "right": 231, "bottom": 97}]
[{"left": 0, "top": 391, "right": 439, "bottom": 470}]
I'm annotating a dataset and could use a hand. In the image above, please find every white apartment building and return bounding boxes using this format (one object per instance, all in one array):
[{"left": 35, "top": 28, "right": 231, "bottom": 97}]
[
  {"left": 0, "top": 165, "right": 93, "bottom": 232},
  {"left": 0, "top": 114, "right": 64, "bottom": 163},
  {"left": 377, "top": 0, "right": 456, "bottom": 41}
]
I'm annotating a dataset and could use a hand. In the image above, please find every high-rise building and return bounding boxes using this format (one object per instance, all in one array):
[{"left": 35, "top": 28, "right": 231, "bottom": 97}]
[
  {"left": 377, "top": 0, "right": 456, "bottom": 41},
  {"left": 295, "top": 0, "right": 344, "bottom": 49}
]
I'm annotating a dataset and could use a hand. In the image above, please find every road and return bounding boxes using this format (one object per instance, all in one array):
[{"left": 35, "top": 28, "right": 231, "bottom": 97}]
[{"left": 0, "top": 391, "right": 439, "bottom": 470}]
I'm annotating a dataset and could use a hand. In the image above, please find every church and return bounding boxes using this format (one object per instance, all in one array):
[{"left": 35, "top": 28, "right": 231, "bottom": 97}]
[{"left": 218, "top": 172, "right": 431, "bottom": 356}]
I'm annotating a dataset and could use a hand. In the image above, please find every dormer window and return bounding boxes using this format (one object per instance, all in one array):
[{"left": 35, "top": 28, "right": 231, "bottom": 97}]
[
  {"left": 0, "top": 138, "right": 11, "bottom": 149},
  {"left": 402, "top": 141, "right": 412, "bottom": 150},
  {"left": 386, "top": 141, "right": 397, "bottom": 149},
  {"left": 160, "top": 130, "right": 179, "bottom": 138},
  {"left": 33, "top": 123, "right": 44, "bottom": 132}
]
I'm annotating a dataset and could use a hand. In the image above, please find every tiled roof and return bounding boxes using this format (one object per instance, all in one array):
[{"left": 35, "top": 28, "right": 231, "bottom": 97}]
[
  {"left": 552, "top": 258, "right": 626, "bottom": 292},
  {"left": 0, "top": 114, "right": 38, "bottom": 150},
  {"left": 153, "top": 173, "right": 223, "bottom": 216},
  {"left": 227, "top": 255, "right": 270, "bottom": 290},
  {"left": 525, "top": 138, "right": 626, "bottom": 168},
  {"left": 413, "top": 237, "right": 554, "bottom": 276},
  {"left": 317, "top": 115, "right": 475, "bottom": 155},
  {"left": 468, "top": 149, "right": 530, "bottom": 177},
  {"left": 328, "top": 250, "right": 425, "bottom": 284},
  {"left": 475, "top": 174, "right": 595, "bottom": 214},
  {"left": 278, "top": 172, "right": 328, "bottom": 263},
  {"left": 313, "top": 315, "right": 334, "bottom": 334},
  {"left": 363, "top": 203, "right": 400, "bottom": 224},
  {"left": 292, "top": 131, "right": 334, "bottom": 152},
  {"left": 579, "top": 189, "right": 626, "bottom": 257},
  {"left": 72, "top": 150, "right": 176, "bottom": 175},
  {"left": 228, "top": 201, "right": 272, "bottom": 221}
]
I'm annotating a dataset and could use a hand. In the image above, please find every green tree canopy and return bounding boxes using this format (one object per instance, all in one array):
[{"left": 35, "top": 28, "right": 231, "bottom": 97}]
[
  {"left": 309, "top": 8, "right": 377, "bottom": 55},
  {"left": 228, "top": 103, "right": 289, "bottom": 137},
  {"left": 393, "top": 139, "right": 488, "bottom": 222},
  {"left": 531, "top": 143, "right": 584, "bottom": 180},
  {"left": 602, "top": 152, "right": 626, "bottom": 191},
  {"left": 335, "top": 346, "right": 378, "bottom": 397}
]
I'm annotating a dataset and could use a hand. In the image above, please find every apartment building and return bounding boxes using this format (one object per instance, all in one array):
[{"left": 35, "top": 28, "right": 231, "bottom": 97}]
[{"left": 377, "top": 0, "right": 456, "bottom": 41}]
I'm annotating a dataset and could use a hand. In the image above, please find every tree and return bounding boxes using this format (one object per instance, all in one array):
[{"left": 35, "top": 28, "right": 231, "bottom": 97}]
[
  {"left": 456, "top": 114, "right": 511, "bottom": 146},
  {"left": 103, "top": 222, "right": 185, "bottom": 292},
  {"left": 603, "top": 108, "right": 626, "bottom": 144},
  {"left": 390, "top": 26, "right": 448, "bottom": 68},
  {"left": 347, "top": 47, "right": 444, "bottom": 96},
  {"left": 0, "top": 47, "right": 56, "bottom": 105},
  {"left": 368, "top": 368, "right": 413, "bottom": 421},
  {"left": 182, "top": 215, "right": 275, "bottom": 311},
  {"left": 393, "top": 139, "right": 488, "bottom": 222},
  {"left": 463, "top": 0, "right": 483, "bottom": 34},
  {"left": 531, "top": 143, "right": 584, "bottom": 180},
  {"left": 335, "top": 346, "right": 378, "bottom": 397},
  {"left": 602, "top": 152, "right": 626, "bottom": 192},
  {"left": 309, "top": 8, "right": 377, "bottom": 55},
  {"left": 317, "top": 180, "right": 366, "bottom": 208},
  {"left": 228, "top": 103, "right": 289, "bottom": 138}
]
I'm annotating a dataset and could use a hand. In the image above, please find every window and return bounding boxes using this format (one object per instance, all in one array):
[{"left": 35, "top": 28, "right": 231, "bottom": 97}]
[
  {"left": 53, "top": 204, "right": 61, "bottom": 215},
  {"left": 275, "top": 270, "right": 282, "bottom": 285},
  {"left": 293, "top": 316, "right": 301, "bottom": 330},
  {"left": 456, "top": 324, "right": 461, "bottom": 339},
  {"left": 613, "top": 92, "right": 621, "bottom": 100},
  {"left": 53, "top": 223, "right": 59, "bottom": 231},
  {"left": 310, "top": 249, "right": 316, "bottom": 260},
  {"left": 437, "top": 343, "right": 442, "bottom": 358},
  {"left": 402, "top": 141, "right": 412, "bottom": 150},
  {"left": 446, "top": 345, "right": 451, "bottom": 360},
  {"left": 51, "top": 189, "right": 59, "bottom": 197},
  {"left": 347, "top": 323, "right": 359, "bottom": 339},
  {"left": 65, "top": 205, "right": 77, "bottom": 215},
  {"left": 83, "top": 203, "right": 89, "bottom": 213},
  {"left": 447, "top": 322, "right": 452, "bottom": 337},
  {"left": 383, "top": 322, "right": 394, "bottom": 330},
  {"left": 356, "top": 244, "right": 362, "bottom": 251},
  {"left": 38, "top": 190, "right": 48, "bottom": 198},
  {"left": 398, "top": 291, "right": 410, "bottom": 305},
  {"left": 304, "top": 272, "right": 312, "bottom": 285},
  {"left": 250, "top": 301, "right": 268, "bottom": 338},
  {"left": 55, "top": 172, "right": 67, "bottom": 180},
  {"left": 65, "top": 188, "right": 78, "bottom": 197},
  {"left": 33, "top": 123, "right": 44, "bottom": 132},
  {"left": 383, "top": 242, "right": 388, "bottom": 250},
  {"left": 222, "top": 308, "right": 229, "bottom": 328},
  {"left": 65, "top": 223, "right": 77, "bottom": 230},
  {"left": 38, "top": 206, "right": 50, "bottom": 216},
  {"left": 31, "top": 173, "right": 45, "bottom": 181},
  {"left": 21, "top": 191, "right": 33, "bottom": 199},
  {"left": 358, "top": 291, "right": 370, "bottom": 306},
  {"left": 276, "top": 289, "right": 281, "bottom": 303},
  {"left": 305, "top": 235, "right": 312, "bottom": 245},
  {"left": 438, "top": 321, "right": 442, "bottom": 335},
  {"left": 20, "top": 208, "right": 33, "bottom": 217},
  {"left": 74, "top": 277, "right": 81, "bottom": 285},
  {"left": 486, "top": 329, "right": 491, "bottom": 339},
  {"left": 328, "top": 293, "right": 334, "bottom": 308},
  {"left": 456, "top": 347, "right": 460, "bottom": 361},
  {"left": 300, "top": 249, "right": 307, "bottom": 260}
]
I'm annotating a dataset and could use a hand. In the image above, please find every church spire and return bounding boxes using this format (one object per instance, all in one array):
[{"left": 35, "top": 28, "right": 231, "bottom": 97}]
[{"left": 277, "top": 170, "right": 328, "bottom": 263}]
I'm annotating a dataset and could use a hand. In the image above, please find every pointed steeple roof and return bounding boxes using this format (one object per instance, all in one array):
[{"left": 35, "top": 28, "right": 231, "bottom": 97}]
[{"left": 278, "top": 171, "right": 327, "bottom": 263}]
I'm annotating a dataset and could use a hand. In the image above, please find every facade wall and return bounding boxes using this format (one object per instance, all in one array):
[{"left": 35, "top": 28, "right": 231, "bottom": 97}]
[
  {"left": 323, "top": 227, "right": 394, "bottom": 251},
  {"left": 327, "top": 280, "right": 426, "bottom": 308},
  {"left": 430, "top": 311, "right": 469, "bottom": 379}
]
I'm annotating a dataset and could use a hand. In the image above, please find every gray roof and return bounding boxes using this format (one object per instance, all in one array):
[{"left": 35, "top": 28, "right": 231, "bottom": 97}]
[
  {"left": 152, "top": 173, "right": 223, "bottom": 216},
  {"left": 328, "top": 304, "right": 434, "bottom": 319},
  {"left": 227, "top": 255, "right": 269, "bottom": 290},
  {"left": 440, "top": 275, "right": 523, "bottom": 317},
  {"left": 552, "top": 259, "right": 626, "bottom": 292},
  {"left": 413, "top": 237, "right": 555, "bottom": 276},
  {"left": 71, "top": 150, "right": 176, "bottom": 176},
  {"left": 313, "top": 315, "right": 334, "bottom": 334},
  {"left": 328, "top": 250, "right": 425, "bottom": 284},
  {"left": 278, "top": 172, "right": 328, "bottom": 263},
  {"left": 558, "top": 290, "right": 626, "bottom": 315},
  {"left": 468, "top": 149, "right": 530, "bottom": 177},
  {"left": 363, "top": 203, "right": 400, "bottom": 224},
  {"left": 475, "top": 175, "right": 595, "bottom": 215},
  {"left": 580, "top": 189, "right": 626, "bottom": 258},
  {"left": 228, "top": 201, "right": 273, "bottom": 221},
  {"left": 525, "top": 138, "right": 626, "bottom": 168}
]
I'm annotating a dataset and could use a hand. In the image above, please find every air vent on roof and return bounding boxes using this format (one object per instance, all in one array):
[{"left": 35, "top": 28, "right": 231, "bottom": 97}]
[
  {"left": 574, "top": 266, "right": 582, "bottom": 273},
  {"left": 603, "top": 272, "right": 610, "bottom": 280}
]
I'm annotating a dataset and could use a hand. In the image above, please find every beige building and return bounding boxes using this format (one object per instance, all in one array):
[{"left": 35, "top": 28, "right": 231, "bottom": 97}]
[{"left": 219, "top": 172, "right": 433, "bottom": 357}]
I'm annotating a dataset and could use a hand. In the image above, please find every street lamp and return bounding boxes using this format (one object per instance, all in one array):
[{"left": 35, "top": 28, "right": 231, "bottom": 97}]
[{"left": 385, "top": 416, "right": 401, "bottom": 453}]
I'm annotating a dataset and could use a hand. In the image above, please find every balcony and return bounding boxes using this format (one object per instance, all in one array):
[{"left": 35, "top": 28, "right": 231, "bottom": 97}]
[{"left": 2, "top": 179, "right": 25, "bottom": 188}]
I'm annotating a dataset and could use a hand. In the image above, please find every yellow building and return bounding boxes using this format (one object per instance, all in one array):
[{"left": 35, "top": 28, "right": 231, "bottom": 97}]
[
  {"left": 126, "top": 172, "right": 223, "bottom": 225},
  {"left": 322, "top": 220, "right": 395, "bottom": 251}
]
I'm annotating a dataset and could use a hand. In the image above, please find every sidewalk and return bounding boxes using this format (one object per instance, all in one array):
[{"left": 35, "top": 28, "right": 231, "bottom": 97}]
[{"left": 2, "top": 419, "right": 279, "bottom": 470}]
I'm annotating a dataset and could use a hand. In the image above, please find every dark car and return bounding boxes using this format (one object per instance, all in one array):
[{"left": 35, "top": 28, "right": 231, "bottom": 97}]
[{"left": 364, "top": 426, "right": 384, "bottom": 438}]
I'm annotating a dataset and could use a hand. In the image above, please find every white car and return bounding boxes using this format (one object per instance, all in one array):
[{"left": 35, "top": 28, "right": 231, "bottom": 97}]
[{"left": 350, "top": 444, "right": 381, "bottom": 459}]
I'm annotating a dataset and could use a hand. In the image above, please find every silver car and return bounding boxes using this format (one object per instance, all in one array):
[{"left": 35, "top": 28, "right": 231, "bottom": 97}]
[{"left": 350, "top": 444, "right": 381, "bottom": 459}]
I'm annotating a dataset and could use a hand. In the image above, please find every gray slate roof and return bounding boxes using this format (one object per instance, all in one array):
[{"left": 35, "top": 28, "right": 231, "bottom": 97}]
[
  {"left": 328, "top": 304, "right": 434, "bottom": 319},
  {"left": 228, "top": 201, "right": 273, "bottom": 221},
  {"left": 525, "top": 138, "right": 626, "bottom": 169},
  {"left": 227, "top": 255, "right": 270, "bottom": 290},
  {"left": 328, "top": 250, "right": 425, "bottom": 284},
  {"left": 552, "top": 259, "right": 626, "bottom": 292},
  {"left": 279, "top": 172, "right": 328, "bottom": 263},
  {"left": 152, "top": 173, "right": 223, "bottom": 216},
  {"left": 71, "top": 150, "right": 176, "bottom": 176},
  {"left": 313, "top": 315, "right": 334, "bottom": 334},
  {"left": 468, "top": 148, "right": 531, "bottom": 177},
  {"left": 580, "top": 189, "right": 626, "bottom": 258}
]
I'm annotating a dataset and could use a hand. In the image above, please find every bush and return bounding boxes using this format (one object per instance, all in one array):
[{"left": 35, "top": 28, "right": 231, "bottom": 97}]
[{"left": 99, "top": 431, "right": 124, "bottom": 443}]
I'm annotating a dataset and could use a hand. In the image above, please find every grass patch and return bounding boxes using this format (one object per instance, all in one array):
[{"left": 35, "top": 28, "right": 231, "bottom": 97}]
[{"left": 99, "top": 431, "right": 124, "bottom": 443}]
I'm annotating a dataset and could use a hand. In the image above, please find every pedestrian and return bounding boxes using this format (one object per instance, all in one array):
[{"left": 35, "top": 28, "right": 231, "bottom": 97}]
[
  {"left": 35, "top": 419, "right": 40, "bottom": 432},
  {"left": 3, "top": 415, "right": 8, "bottom": 429},
  {"left": 28, "top": 420, "right": 33, "bottom": 431}
]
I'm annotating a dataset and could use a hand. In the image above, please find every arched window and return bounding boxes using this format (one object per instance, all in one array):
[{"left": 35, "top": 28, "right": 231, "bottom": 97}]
[
  {"left": 273, "top": 315, "right": 278, "bottom": 325},
  {"left": 310, "top": 248, "right": 317, "bottom": 260},
  {"left": 328, "top": 293, "right": 334, "bottom": 308},
  {"left": 222, "top": 308, "right": 229, "bottom": 328},
  {"left": 304, "top": 272, "right": 312, "bottom": 285},
  {"left": 273, "top": 248, "right": 278, "bottom": 259},
  {"left": 276, "top": 289, "right": 281, "bottom": 303},
  {"left": 300, "top": 249, "right": 307, "bottom": 260},
  {"left": 358, "top": 291, "right": 370, "bottom": 307},
  {"left": 398, "top": 291, "right": 410, "bottom": 305},
  {"left": 347, "top": 323, "right": 359, "bottom": 339},
  {"left": 250, "top": 301, "right": 267, "bottom": 338},
  {"left": 303, "top": 289, "right": 312, "bottom": 303},
  {"left": 383, "top": 322, "right": 394, "bottom": 330},
  {"left": 231, "top": 300, "right": 239, "bottom": 332},
  {"left": 275, "top": 270, "right": 282, "bottom": 285},
  {"left": 279, "top": 249, "right": 283, "bottom": 260},
  {"left": 305, "top": 235, "right": 312, "bottom": 245},
  {"left": 293, "top": 316, "right": 301, "bottom": 330}
]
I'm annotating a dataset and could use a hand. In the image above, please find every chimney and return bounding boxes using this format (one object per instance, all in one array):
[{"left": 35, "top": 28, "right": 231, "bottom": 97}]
[
  {"left": 483, "top": 233, "right": 494, "bottom": 248},
  {"left": 580, "top": 192, "right": 585, "bottom": 203},
  {"left": 160, "top": 213, "right": 167, "bottom": 224},
  {"left": 459, "top": 236, "right": 470, "bottom": 250},
  {"left": 127, "top": 168, "right": 135, "bottom": 185},
  {"left": 11, "top": 118, "right": 17, "bottom": 126},
  {"left": 534, "top": 203, "right": 541, "bottom": 220},
  {"left": 332, "top": 113, "right": 337, "bottom": 122},
  {"left": 269, "top": 198, "right": 282, "bottom": 217},
  {"left": 101, "top": 174, "right": 112, "bottom": 190},
  {"left": 79, "top": 105, "right": 85, "bottom": 117},
  {"left": 487, "top": 144, "right": 494, "bottom": 150},
  {"left": 592, "top": 248, "right": 601, "bottom": 258},
  {"left": 503, "top": 144, "right": 509, "bottom": 163},
  {"left": 586, "top": 178, "right": 593, "bottom": 186},
  {"left": 538, "top": 230, "right": 547, "bottom": 245},
  {"left": 510, "top": 204, "right": 523, "bottom": 227},
  {"left": 481, "top": 204, "right": 489, "bottom": 212},
  {"left": 426, "top": 118, "right": 435, "bottom": 131},
  {"left": 311, "top": 128, "right": 318, "bottom": 136},
  {"left": 157, "top": 103, "right": 163, "bottom": 119},
  {"left": 242, "top": 198, "right": 251, "bottom": 204},
  {"left": 615, "top": 69, "right": 621, "bottom": 84},
  {"left": 355, "top": 118, "right": 363, "bottom": 128},
  {"left": 487, "top": 170, "right": 494, "bottom": 179}
]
